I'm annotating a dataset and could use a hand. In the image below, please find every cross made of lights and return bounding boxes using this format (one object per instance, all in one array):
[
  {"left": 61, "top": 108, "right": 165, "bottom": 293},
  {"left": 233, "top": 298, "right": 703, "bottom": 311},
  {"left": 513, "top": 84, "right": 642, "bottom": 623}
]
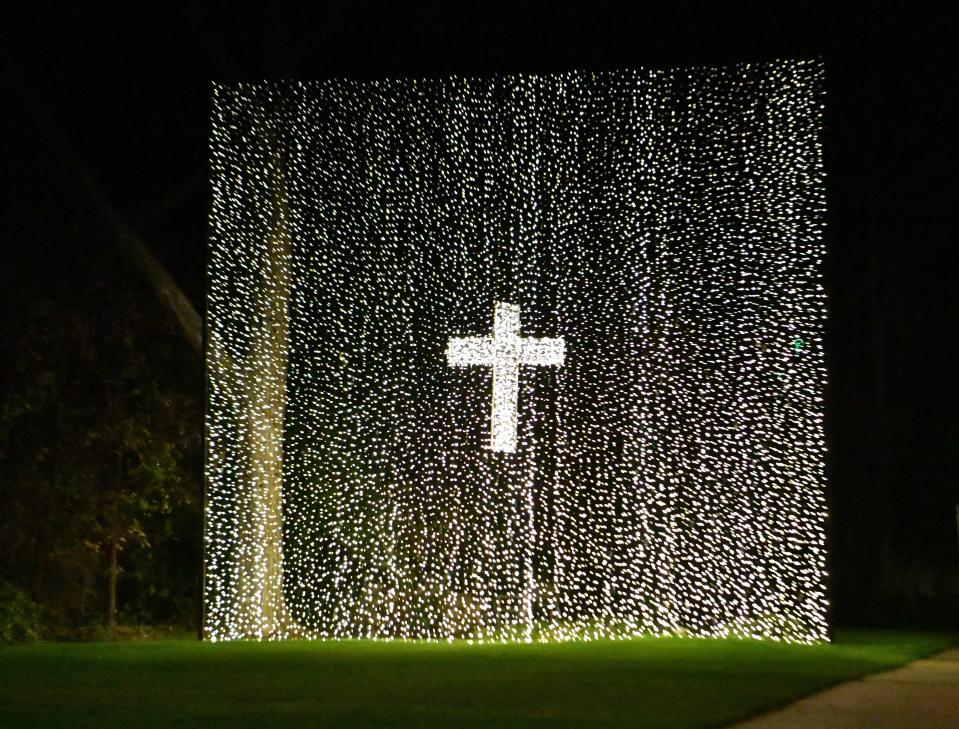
[{"left": 446, "top": 302, "right": 565, "bottom": 453}]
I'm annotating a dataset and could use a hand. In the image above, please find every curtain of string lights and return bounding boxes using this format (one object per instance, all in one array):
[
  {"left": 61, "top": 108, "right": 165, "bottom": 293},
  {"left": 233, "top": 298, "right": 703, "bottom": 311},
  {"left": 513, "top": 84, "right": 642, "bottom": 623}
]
[{"left": 205, "top": 60, "right": 828, "bottom": 643}]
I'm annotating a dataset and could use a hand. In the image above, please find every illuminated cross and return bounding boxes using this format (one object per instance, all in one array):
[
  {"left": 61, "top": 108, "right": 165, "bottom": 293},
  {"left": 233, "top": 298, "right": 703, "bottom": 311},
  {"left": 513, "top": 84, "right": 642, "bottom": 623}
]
[{"left": 446, "top": 302, "right": 565, "bottom": 453}]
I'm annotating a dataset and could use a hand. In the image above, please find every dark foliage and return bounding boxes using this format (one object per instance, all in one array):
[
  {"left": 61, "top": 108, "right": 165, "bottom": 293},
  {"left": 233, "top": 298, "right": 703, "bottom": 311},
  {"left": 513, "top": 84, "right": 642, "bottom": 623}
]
[{"left": 0, "top": 168, "right": 202, "bottom": 638}]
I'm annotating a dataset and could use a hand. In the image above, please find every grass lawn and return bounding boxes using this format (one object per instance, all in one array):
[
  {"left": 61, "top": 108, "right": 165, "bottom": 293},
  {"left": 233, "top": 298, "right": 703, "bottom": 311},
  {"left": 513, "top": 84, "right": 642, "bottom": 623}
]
[{"left": 0, "top": 631, "right": 955, "bottom": 728}]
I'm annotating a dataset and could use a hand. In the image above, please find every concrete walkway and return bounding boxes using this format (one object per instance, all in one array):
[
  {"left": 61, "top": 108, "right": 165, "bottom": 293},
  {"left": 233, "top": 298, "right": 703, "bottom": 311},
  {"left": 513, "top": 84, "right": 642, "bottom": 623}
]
[{"left": 728, "top": 648, "right": 959, "bottom": 729}]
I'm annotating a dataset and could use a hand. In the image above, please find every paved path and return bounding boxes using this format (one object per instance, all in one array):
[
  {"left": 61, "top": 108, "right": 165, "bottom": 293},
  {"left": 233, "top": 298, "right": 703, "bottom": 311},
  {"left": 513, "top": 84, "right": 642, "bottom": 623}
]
[{"left": 728, "top": 648, "right": 959, "bottom": 729}]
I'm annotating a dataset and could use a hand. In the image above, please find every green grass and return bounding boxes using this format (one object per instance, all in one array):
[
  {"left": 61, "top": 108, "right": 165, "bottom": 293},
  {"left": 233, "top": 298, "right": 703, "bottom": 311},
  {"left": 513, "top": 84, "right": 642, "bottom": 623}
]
[{"left": 1, "top": 631, "right": 954, "bottom": 728}]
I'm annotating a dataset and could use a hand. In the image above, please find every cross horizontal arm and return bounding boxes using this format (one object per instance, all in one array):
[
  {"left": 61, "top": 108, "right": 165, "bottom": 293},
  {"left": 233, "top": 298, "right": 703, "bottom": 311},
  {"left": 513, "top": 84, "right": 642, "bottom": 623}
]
[
  {"left": 520, "top": 337, "right": 565, "bottom": 366},
  {"left": 446, "top": 336, "right": 494, "bottom": 366}
]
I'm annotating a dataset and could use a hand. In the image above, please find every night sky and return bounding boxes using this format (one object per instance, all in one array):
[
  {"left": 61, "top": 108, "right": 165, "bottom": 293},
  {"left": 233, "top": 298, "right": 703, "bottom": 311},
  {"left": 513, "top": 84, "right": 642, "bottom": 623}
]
[{"left": 3, "top": 3, "right": 957, "bottom": 626}]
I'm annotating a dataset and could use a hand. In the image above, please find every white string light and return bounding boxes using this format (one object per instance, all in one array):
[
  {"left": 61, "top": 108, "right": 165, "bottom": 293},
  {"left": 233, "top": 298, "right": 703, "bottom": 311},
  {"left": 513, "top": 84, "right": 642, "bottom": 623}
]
[{"left": 206, "top": 61, "right": 829, "bottom": 643}]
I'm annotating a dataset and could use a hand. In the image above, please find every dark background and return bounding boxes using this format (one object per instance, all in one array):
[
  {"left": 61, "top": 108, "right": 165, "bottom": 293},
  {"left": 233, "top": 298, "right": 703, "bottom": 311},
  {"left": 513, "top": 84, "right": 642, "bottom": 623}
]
[{"left": 2, "top": 3, "right": 957, "bottom": 631}]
